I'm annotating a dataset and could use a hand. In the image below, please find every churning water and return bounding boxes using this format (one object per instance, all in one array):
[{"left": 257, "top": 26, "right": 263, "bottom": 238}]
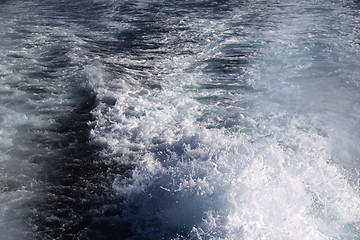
[{"left": 0, "top": 0, "right": 359, "bottom": 239}]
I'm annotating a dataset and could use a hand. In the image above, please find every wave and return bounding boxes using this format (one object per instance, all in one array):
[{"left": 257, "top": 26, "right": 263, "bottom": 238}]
[{"left": 0, "top": 0, "right": 359, "bottom": 239}]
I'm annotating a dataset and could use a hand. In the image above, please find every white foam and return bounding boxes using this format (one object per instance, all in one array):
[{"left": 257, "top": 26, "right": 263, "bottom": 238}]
[
  {"left": 0, "top": 100, "right": 42, "bottom": 239},
  {"left": 87, "top": 1, "right": 360, "bottom": 239}
]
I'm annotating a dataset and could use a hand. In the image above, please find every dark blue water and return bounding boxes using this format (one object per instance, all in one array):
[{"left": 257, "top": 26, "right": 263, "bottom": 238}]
[{"left": 0, "top": 0, "right": 359, "bottom": 239}]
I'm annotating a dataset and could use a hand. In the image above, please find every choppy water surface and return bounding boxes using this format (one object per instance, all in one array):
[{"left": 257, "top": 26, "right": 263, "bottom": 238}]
[{"left": 0, "top": 0, "right": 359, "bottom": 239}]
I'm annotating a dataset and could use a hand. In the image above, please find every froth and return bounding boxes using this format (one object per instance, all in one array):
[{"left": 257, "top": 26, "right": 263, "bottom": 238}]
[
  {"left": 78, "top": 0, "right": 360, "bottom": 239},
  {"left": 88, "top": 58, "right": 359, "bottom": 239}
]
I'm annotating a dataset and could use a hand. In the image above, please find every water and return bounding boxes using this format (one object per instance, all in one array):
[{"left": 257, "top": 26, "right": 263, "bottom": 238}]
[{"left": 0, "top": 0, "right": 359, "bottom": 239}]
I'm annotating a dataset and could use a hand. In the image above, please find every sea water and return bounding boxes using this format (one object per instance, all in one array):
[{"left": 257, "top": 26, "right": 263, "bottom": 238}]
[{"left": 0, "top": 0, "right": 359, "bottom": 239}]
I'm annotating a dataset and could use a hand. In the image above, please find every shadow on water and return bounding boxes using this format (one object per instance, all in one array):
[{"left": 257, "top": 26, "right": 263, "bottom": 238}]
[
  {"left": 28, "top": 86, "right": 117, "bottom": 239},
  {"left": 17, "top": 40, "right": 123, "bottom": 240}
]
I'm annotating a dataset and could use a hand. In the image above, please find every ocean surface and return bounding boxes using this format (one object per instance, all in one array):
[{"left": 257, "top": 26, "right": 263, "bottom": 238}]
[{"left": 0, "top": 0, "right": 360, "bottom": 239}]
